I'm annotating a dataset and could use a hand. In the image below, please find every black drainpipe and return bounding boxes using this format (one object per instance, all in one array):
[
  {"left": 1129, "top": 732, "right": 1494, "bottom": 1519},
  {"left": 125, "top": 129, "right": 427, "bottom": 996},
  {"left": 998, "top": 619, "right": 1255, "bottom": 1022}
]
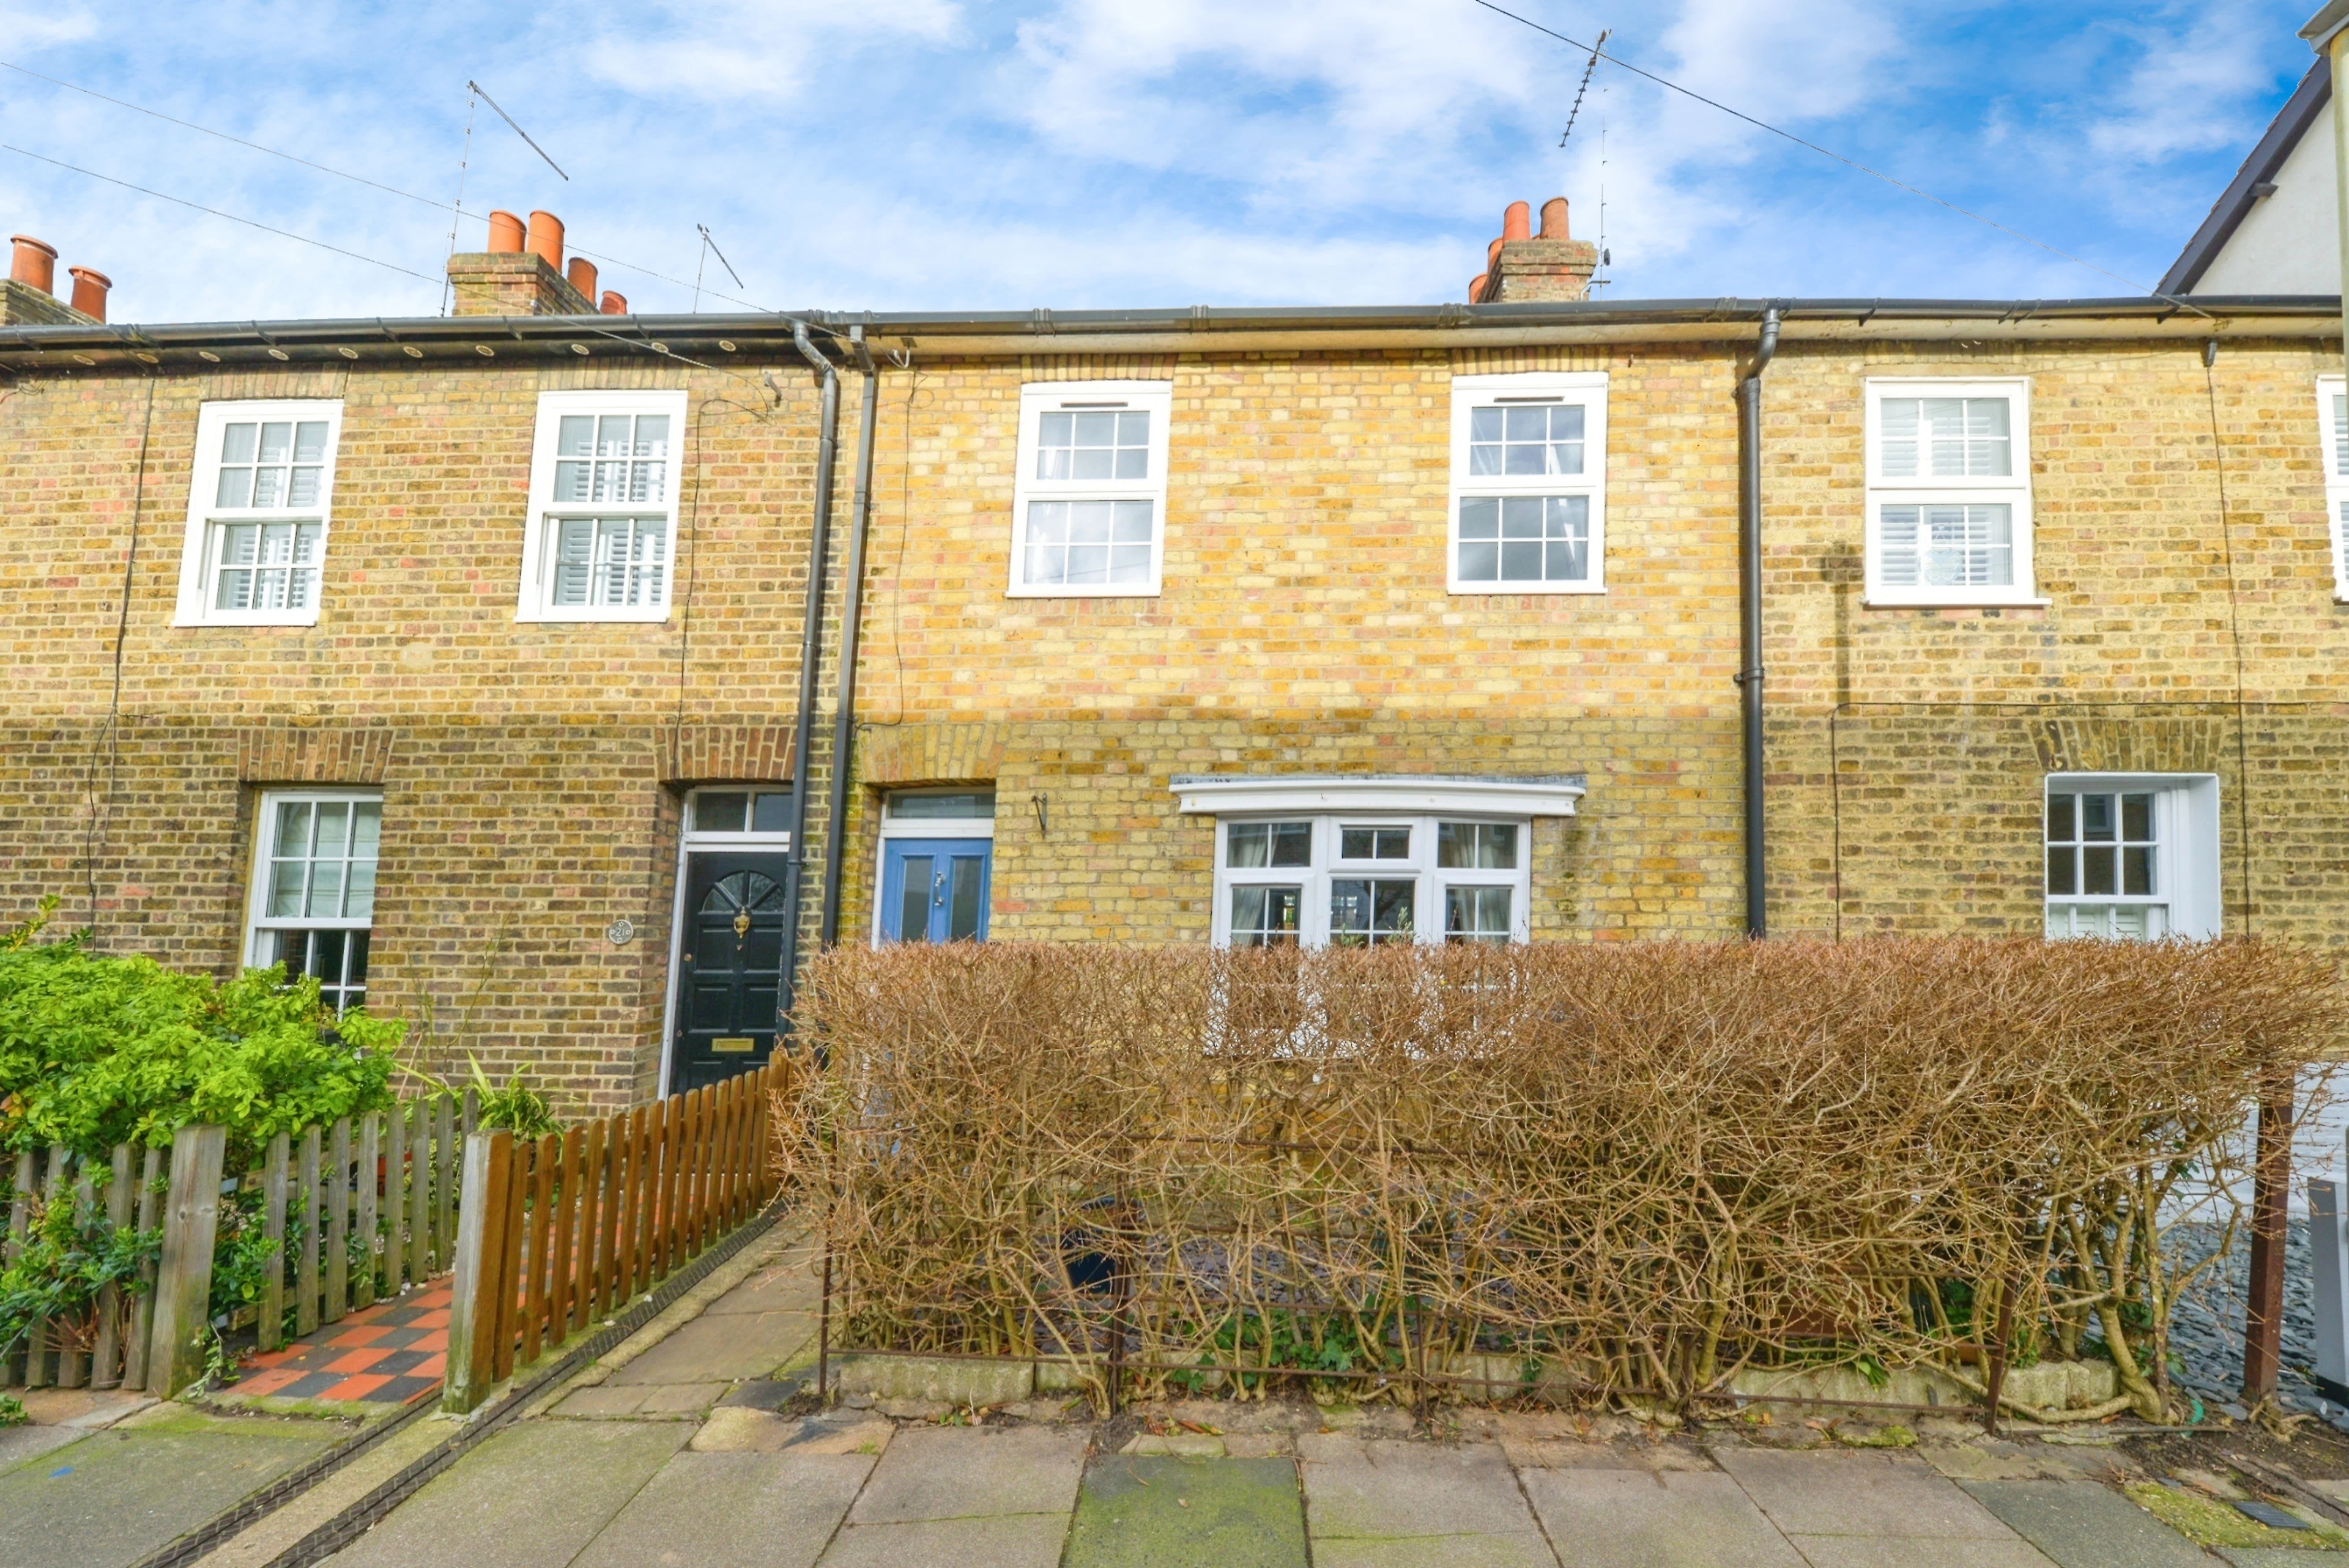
[
  {"left": 779, "top": 322, "right": 841, "bottom": 1028},
  {"left": 1737, "top": 306, "right": 1781, "bottom": 940},
  {"left": 818, "top": 328, "right": 880, "bottom": 948}
]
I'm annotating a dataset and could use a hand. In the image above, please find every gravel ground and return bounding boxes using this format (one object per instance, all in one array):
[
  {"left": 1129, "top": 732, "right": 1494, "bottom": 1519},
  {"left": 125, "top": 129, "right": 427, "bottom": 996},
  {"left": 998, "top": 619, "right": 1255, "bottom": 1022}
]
[{"left": 2166, "top": 1219, "right": 2349, "bottom": 1429}]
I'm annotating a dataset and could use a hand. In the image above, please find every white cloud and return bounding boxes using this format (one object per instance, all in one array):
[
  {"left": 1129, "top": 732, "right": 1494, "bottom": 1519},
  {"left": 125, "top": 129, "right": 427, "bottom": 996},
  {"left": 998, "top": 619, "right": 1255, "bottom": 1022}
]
[
  {"left": 579, "top": 0, "right": 962, "bottom": 104},
  {"left": 2084, "top": 2, "right": 2280, "bottom": 163}
]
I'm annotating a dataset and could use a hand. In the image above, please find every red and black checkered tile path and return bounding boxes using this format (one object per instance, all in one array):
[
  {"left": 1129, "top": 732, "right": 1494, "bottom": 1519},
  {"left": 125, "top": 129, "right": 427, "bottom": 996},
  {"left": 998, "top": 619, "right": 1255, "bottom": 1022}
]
[{"left": 231, "top": 1278, "right": 451, "bottom": 1406}]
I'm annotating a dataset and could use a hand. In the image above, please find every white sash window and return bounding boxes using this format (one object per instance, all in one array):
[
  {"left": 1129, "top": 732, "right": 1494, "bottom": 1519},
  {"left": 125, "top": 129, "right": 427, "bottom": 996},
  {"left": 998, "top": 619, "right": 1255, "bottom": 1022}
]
[
  {"left": 1865, "top": 379, "right": 2038, "bottom": 607},
  {"left": 519, "top": 390, "right": 688, "bottom": 621},
  {"left": 2044, "top": 774, "right": 2219, "bottom": 941},
  {"left": 1448, "top": 372, "right": 1608, "bottom": 594},
  {"left": 1009, "top": 380, "right": 1173, "bottom": 596},
  {"left": 174, "top": 400, "right": 343, "bottom": 626}
]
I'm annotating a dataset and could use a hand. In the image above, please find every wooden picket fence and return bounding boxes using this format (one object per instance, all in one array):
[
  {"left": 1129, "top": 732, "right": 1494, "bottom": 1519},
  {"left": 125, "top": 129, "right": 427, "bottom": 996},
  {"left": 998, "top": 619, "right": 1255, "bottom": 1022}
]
[
  {"left": 4, "top": 1088, "right": 473, "bottom": 1399},
  {"left": 236, "top": 1091, "right": 472, "bottom": 1353},
  {"left": 443, "top": 1060, "right": 790, "bottom": 1412},
  {"left": 4, "top": 1142, "right": 166, "bottom": 1392}
]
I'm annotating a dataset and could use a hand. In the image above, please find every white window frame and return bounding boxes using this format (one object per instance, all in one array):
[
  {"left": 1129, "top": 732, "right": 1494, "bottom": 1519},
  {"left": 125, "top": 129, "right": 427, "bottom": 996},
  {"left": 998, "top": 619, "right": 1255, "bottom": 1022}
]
[
  {"left": 517, "top": 388, "right": 689, "bottom": 623},
  {"left": 173, "top": 399, "right": 345, "bottom": 627},
  {"left": 2318, "top": 375, "right": 2348, "bottom": 601},
  {"left": 1447, "top": 371, "right": 1609, "bottom": 596},
  {"left": 2043, "top": 772, "right": 2220, "bottom": 941},
  {"left": 1863, "top": 377, "right": 2042, "bottom": 608},
  {"left": 244, "top": 788, "right": 382, "bottom": 1013},
  {"left": 1008, "top": 380, "right": 1173, "bottom": 598},
  {"left": 1175, "top": 775, "right": 1584, "bottom": 949}
]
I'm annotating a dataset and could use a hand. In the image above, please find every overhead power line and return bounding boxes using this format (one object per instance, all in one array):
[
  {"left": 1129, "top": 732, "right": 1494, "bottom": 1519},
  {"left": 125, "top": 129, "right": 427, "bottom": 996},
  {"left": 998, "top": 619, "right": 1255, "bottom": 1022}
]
[
  {"left": 0, "top": 142, "right": 442, "bottom": 284},
  {"left": 0, "top": 58, "right": 776, "bottom": 312},
  {"left": 1469, "top": 0, "right": 2200, "bottom": 307}
]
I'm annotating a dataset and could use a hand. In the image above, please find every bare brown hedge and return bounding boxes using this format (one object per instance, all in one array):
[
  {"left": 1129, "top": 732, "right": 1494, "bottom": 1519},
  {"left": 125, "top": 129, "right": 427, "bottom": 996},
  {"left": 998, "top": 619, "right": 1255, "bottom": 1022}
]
[{"left": 781, "top": 939, "right": 2344, "bottom": 1416}]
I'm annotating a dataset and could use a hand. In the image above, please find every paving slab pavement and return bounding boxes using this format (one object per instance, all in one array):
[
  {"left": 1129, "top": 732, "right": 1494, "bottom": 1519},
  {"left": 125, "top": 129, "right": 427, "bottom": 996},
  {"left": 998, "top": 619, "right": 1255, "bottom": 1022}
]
[
  {"left": 1064, "top": 1454, "right": 1308, "bottom": 1568},
  {"left": 601, "top": 1309, "right": 816, "bottom": 1386},
  {"left": 819, "top": 1425, "right": 1087, "bottom": 1568},
  {"left": 324, "top": 1418, "right": 688, "bottom": 1568},
  {"left": 700, "top": 1252, "right": 823, "bottom": 1315},
  {"left": 571, "top": 1449, "right": 877, "bottom": 1568},
  {"left": 0, "top": 1405, "right": 346, "bottom": 1568},
  {"left": 1518, "top": 1466, "right": 1808, "bottom": 1567},
  {"left": 1713, "top": 1444, "right": 2035, "bottom": 1539},
  {"left": 1961, "top": 1479, "right": 2216, "bottom": 1567},
  {"left": 1298, "top": 1434, "right": 1558, "bottom": 1567}
]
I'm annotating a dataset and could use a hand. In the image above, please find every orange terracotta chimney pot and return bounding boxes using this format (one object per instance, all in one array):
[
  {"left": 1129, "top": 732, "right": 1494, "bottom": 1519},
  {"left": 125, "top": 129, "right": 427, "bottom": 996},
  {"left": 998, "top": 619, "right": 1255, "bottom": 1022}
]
[
  {"left": 1539, "top": 197, "right": 1570, "bottom": 239},
  {"left": 487, "top": 210, "right": 525, "bottom": 253},
  {"left": 10, "top": 234, "right": 57, "bottom": 293},
  {"left": 526, "top": 210, "right": 563, "bottom": 271},
  {"left": 1501, "top": 200, "right": 1532, "bottom": 241},
  {"left": 566, "top": 256, "right": 598, "bottom": 303},
  {"left": 1469, "top": 273, "right": 1489, "bottom": 303},
  {"left": 67, "top": 265, "right": 109, "bottom": 322},
  {"left": 1485, "top": 236, "right": 1504, "bottom": 269},
  {"left": 599, "top": 290, "right": 628, "bottom": 316}
]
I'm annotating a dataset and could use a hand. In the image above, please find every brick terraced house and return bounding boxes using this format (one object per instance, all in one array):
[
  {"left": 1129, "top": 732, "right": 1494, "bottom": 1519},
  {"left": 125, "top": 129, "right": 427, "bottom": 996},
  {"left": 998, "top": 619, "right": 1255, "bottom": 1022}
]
[{"left": 0, "top": 198, "right": 2342, "bottom": 1111}]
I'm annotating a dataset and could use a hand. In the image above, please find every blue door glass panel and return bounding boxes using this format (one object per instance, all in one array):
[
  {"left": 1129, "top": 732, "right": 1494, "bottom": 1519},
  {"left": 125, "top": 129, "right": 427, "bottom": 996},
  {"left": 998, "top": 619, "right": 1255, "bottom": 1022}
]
[{"left": 879, "top": 839, "right": 992, "bottom": 942}]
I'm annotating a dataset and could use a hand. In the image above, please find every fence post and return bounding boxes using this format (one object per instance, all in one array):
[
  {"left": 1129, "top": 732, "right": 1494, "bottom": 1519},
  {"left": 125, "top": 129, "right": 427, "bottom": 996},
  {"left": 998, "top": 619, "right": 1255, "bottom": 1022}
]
[
  {"left": 124, "top": 1145, "right": 162, "bottom": 1391},
  {"left": 297, "top": 1126, "right": 322, "bottom": 1336},
  {"left": 2244, "top": 1082, "right": 2294, "bottom": 1403},
  {"left": 149, "top": 1125, "right": 229, "bottom": 1399},
  {"left": 92, "top": 1143, "right": 133, "bottom": 1387},
  {"left": 443, "top": 1130, "right": 515, "bottom": 1415},
  {"left": 259, "top": 1131, "right": 290, "bottom": 1352}
]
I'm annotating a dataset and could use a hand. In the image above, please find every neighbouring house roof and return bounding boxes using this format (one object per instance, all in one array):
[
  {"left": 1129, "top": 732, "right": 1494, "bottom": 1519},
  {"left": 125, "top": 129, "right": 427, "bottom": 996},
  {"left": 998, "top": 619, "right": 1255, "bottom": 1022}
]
[{"left": 2160, "top": 54, "right": 2335, "bottom": 296}]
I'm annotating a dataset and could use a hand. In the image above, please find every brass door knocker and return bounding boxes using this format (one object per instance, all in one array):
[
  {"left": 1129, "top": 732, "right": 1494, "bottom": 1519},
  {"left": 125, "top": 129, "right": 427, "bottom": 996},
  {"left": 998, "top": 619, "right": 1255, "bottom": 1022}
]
[{"left": 733, "top": 909, "right": 752, "bottom": 939}]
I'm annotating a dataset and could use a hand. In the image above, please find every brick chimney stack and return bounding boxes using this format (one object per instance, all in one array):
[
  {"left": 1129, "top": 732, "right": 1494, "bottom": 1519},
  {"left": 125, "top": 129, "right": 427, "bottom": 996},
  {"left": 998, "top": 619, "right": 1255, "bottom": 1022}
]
[
  {"left": 1469, "top": 196, "right": 1597, "bottom": 303},
  {"left": 447, "top": 206, "right": 596, "bottom": 316}
]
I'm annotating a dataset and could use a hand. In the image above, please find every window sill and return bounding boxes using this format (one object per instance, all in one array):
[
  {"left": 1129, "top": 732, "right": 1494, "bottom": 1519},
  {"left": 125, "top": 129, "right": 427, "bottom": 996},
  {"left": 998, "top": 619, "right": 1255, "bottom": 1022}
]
[
  {"left": 1447, "top": 581, "right": 1606, "bottom": 596},
  {"left": 514, "top": 607, "right": 675, "bottom": 624},
  {"left": 174, "top": 612, "right": 323, "bottom": 629},
  {"left": 1004, "top": 583, "right": 1162, "bottom": 599},
  {"left": 1862, "top": 596, "right": 2050, "bottom": 610}
]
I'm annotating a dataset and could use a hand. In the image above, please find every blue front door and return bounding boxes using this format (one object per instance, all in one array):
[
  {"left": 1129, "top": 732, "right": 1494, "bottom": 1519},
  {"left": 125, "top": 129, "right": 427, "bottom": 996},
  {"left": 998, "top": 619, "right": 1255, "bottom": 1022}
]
[{"left": 879, "top": 839, "right": 992, "bottom": 942}]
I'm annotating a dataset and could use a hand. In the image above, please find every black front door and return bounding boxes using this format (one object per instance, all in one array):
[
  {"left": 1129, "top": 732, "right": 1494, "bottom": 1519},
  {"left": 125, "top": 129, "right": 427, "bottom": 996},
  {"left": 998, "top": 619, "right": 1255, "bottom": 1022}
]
[{"left": 672, "top": 852, "right": 789, "bottom": 1092}]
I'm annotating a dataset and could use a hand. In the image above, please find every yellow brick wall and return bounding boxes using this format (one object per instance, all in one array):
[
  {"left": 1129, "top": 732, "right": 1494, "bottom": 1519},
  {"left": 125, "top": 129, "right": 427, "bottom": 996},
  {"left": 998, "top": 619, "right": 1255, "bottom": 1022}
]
[
  {"left": 0, "top": 352, "right": 857, "bottom": 1111},
  {"left": 5, "top": 322, "right": 2344, "bottom": 1109}
]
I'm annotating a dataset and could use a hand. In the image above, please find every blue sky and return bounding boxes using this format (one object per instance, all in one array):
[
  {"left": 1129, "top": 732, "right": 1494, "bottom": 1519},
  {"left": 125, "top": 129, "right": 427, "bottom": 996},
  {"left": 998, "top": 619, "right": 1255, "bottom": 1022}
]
[{"left": 0, "top": 0, "right": 2324, "bottom": 322}]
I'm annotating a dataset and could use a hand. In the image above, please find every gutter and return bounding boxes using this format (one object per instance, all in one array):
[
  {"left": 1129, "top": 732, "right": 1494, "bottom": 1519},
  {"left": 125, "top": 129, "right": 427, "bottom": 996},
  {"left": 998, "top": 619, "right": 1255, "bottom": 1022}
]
[
  {"left": 1737, "top": 308, "right": 1781, "bottom": 940},
  {"left": 778, "top": 322, "right": 840, "bottom": 1032},
  {"left": 817, "top": 330, "right": 880, "bottom": 949},
  {"left": 0, "top": 297, "right": 2337, "bottom": 371}
]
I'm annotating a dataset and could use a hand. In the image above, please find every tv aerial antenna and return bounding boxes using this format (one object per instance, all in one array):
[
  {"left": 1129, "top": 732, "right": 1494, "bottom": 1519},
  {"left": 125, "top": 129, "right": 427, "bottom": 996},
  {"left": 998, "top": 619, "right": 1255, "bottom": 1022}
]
[{"left": 1559, "top": 27, "right": 1609, "bottom": 145}]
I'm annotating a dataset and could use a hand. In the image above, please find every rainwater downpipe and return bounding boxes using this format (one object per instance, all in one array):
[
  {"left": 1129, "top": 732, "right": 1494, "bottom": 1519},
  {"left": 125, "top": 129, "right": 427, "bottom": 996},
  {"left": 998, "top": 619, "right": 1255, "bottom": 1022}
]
[
  {"left": 818, "top": 328, "right": 880, "bottom": 948},
  {"left": 779, "top": 321, "right": 841, "bottom": 1028},
  {"left": 1737, "top": 306, "right": 1781, "bottom": 940}
]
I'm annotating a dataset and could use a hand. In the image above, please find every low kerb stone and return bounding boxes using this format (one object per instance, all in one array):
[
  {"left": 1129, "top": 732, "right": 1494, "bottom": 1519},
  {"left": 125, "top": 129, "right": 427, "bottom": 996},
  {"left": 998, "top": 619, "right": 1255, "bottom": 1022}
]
[{"left": 833, "top": 1354, "right": 1034, "bottom": 1408}]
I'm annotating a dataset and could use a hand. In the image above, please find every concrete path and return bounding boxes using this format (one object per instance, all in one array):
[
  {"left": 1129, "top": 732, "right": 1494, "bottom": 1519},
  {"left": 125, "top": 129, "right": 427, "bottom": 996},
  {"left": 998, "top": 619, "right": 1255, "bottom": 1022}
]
[
  {"left": 0, "top": 1402, "right": 344, "bottom": 1568},
  {"left": 297, "top": 1230, "right": 2349, "bottom": 1568}
]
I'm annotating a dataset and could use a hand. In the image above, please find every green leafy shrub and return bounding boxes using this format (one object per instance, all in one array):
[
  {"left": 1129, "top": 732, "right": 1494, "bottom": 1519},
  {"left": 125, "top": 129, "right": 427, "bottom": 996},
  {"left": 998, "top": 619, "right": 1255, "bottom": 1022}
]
[
  {"left": 0, "top": 1175, "right": 160, "bottom": 1363},
  {"left": 0, "top": 906, "right": 403, "bottom": 1165}
]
